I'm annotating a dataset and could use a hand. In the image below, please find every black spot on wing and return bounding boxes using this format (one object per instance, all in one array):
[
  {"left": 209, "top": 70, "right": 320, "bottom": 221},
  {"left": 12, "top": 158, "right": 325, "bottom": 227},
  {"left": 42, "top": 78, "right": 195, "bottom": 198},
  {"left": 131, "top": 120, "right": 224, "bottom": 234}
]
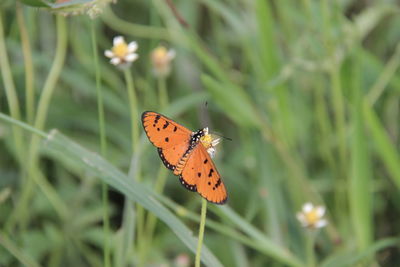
[
  {"left": 163, "top": 121, "right": 169, "bottom": 129},
  {"left": 208, "top": 168, "right": 214, "bottom": 177},
  {"left": 215, "top": 178, "right": 222, "bottom": 188}
]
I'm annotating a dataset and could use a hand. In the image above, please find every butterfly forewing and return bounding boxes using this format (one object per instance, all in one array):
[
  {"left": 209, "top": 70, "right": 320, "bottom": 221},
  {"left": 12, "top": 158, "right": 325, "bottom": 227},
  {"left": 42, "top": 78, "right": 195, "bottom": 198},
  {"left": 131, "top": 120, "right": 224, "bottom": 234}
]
[
  {"left": 142, "top": 111, "right": 191, "bottom": 148},
  {"left": 142, "top": 111, "right": 192, "bottom": 170}
]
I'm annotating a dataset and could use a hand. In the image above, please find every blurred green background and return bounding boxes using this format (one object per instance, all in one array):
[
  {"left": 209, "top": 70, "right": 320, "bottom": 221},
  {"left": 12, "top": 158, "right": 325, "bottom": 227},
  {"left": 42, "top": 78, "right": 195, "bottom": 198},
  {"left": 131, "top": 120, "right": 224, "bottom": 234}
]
[{"left": 0, "top": 0, "right": 400, "bottom": 266}]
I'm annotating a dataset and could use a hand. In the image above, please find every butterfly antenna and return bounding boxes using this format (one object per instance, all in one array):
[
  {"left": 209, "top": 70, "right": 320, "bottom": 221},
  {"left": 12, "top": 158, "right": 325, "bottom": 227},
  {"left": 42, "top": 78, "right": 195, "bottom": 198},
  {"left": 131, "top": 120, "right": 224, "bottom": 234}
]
[{"left": 213, "top": 133, "right": 232, "bottom": 141}]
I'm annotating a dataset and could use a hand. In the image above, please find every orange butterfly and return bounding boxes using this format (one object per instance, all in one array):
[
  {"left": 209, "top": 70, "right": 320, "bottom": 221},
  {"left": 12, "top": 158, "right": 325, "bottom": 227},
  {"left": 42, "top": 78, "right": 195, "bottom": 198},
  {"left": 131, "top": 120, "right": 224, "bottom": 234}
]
[{"left": 141, "top": 111, "right": 228, "bottom": 204}]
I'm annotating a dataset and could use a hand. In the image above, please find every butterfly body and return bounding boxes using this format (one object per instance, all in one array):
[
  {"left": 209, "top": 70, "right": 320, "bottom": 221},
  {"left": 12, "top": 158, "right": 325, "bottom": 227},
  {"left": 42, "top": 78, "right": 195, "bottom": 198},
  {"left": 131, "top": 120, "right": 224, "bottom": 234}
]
[{"left": 142, "top": 111, "right": 228, "bottom": 204}]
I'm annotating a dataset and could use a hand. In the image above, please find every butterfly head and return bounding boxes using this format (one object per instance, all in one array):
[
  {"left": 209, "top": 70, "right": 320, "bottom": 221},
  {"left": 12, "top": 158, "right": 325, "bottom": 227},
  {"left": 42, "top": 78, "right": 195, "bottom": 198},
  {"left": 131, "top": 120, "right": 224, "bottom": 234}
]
[{"left": 200, "top": 127, "right": 221, "bottom": 158}]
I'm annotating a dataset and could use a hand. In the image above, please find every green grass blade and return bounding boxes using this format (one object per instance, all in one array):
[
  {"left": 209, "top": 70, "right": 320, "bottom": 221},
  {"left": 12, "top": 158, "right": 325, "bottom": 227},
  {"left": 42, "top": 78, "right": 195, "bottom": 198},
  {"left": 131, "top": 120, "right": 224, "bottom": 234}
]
[
  {"left": 349, "top": 55, "right": 372, "bottom": 250},
  {"left": 201, "top": 75, "right": 261, "bottom": 128},
  {"left": 320, "top": 238, "right": 400, "bottom": 267},
  {"left": 363, "top": 102, "right": 400, "bottom": 189},
  {"left": 216, "top": 206, "right": 305, "bottom": 267}
]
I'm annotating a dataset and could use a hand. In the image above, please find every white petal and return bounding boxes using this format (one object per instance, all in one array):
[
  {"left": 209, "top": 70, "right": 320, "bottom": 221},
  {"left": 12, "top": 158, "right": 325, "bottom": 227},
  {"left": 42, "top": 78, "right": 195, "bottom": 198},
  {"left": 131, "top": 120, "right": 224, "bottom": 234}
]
[
  {"left": 128, "top": 41, "right": 138, "bottom": 52},
  {"left": 316, "top": 206, "right": 326, "bottom": 217},
  {"left": 167, "top": 49, "right": 176, "bottom": 60},
  {"left": 315, "top": 219, "right": 328, "bottom": 228},
  {"left": 296, "top": 213, "right": 306, "bottom": 224},
  {"left": 207, "top": 147, "right": 216, "bottom": 158},
  {"left": 125, "top": 53, "right": 138, "bottom": 62},
  {"left": 104, "top": 50, "right": 114, "bottom": 58},
  {"left": 110, "top": 57, "right": 121, "bottom": 65},
  {"left": 303, "top": 203, "right": 313, "bottom": 213},
  {"left": 212, "top": 138, "right": 221, "bottom": 147},
  {"left": 113, "top": 36, "right": 124, "bottom": 46}
]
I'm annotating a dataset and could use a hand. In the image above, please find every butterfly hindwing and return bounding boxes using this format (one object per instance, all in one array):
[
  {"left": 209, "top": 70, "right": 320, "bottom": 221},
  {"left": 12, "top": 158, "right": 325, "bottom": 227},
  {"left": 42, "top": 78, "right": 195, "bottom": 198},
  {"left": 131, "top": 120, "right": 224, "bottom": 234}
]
[
  {"left": 180, "top": 145, "right": 228, "bottom": 204},
  {"left": 142, "top": 111, "right": 192, "bottom": 170}
]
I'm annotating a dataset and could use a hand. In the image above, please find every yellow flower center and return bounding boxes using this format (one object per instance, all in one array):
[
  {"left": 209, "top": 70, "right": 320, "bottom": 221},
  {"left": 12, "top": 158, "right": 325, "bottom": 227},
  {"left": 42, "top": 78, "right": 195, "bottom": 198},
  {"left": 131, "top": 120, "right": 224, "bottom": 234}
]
[
  {"left": 112, "top": 42, "right": 129, "bottom": 58},
  {"left": 200, "top": 134, "right": 213, "bottom": 149},
  {"left": 305, "top": 209, "right": 319, "bottom": 225},
  {"left": 152, "top": 46, "right": 168, "bottom": 63}
]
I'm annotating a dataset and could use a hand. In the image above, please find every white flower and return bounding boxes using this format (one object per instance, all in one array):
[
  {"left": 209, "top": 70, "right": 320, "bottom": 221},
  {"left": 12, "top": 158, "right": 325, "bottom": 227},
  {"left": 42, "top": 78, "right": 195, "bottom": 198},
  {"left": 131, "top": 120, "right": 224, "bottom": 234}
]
[
  {"left": 104, "top": 36, "right": 138, "bottom": 69},
  {"left": 151, "top": 45, "right": 176, "bottom": 78},
  {"left": 200, "top": 127, "right": 221, "bottom": 158},
  {"left": 296, "top": 202, "right": 328, "bottom": 229}
]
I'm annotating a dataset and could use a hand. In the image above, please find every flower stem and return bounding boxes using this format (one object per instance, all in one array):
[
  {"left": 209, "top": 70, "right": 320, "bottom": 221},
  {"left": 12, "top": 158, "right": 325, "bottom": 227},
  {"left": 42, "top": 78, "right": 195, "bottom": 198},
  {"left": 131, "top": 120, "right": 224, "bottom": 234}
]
[
  {"left": 16, "top": 3, "right": 35, "bottom": 125},
  {"left": 124, "top": 69, "right": 139, "bottom": 150},
  {"left": 195, "top": 198, "right": 208, "bottom": 267},
  {"left": 306, "top": 230, "right": 317, "bottom": 267},
  {"left": 157, "top": 77, "right": 168, "bottom": 109},
  {"left": 123, "top": 68, "right": 144, "bottom": 266},
  {"left": 90, "top": 20, "right": 110, "bottom": 267}
]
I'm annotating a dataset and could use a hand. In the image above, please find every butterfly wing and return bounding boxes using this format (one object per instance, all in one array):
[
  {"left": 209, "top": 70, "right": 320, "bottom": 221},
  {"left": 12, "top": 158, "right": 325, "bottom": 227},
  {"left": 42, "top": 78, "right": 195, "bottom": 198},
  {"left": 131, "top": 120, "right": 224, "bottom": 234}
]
[
  {"left": 142, "top": 111, "right": 192, "bottom": 171},
  {"left": 180, "top": 145, "right": 228, "bottom": 204}
]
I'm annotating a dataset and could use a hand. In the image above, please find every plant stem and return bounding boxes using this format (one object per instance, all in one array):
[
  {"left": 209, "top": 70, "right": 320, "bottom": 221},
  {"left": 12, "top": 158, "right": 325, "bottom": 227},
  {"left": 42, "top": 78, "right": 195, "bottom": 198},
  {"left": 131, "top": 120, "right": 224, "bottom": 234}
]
[
  {"left": 16, "top": 2, "right": 35, "bottom": 125},
  {"left": 157, "top": 77, "right": 168, "bottom": 108},
  {"left": 195, "top": 198, "right": 208, "bottom": 267},
  {"left": 123, "top": 68, "right": 144, "bottom": 266},
  {"left": 124, "top": 69, "right": 139, "bottom": 150},
  {"left": 0, "top": 10, "right": 24, "bottom": 165},
  {"left": 306, "top": 230, "right": 317, "bottom": 267},
  {"left": 6, "top": 15, "right": 67, "bottom": 231},
  {"left": 143, "top": 164, "right": 168, "bottom": 257},
  {"left": 90, "top": 20, "right": 110, "bottom": 267}
]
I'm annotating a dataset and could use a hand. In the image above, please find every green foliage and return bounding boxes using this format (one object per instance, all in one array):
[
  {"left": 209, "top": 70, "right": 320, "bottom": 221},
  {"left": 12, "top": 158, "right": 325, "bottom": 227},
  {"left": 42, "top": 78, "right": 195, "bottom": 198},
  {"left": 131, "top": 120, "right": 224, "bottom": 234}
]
[{"left": 1, "top": 0, "right": 400, "bottom": 266}]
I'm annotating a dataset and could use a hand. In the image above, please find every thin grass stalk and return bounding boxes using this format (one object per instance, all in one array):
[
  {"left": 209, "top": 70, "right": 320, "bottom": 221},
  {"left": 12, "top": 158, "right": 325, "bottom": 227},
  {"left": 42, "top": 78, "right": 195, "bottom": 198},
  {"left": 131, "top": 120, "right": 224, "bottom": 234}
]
[
  {"left": 124, "top": 69, "right": 139, "bottom": 150},
  {"left": 0, "top": 233, "right": 41, "bottom": 267},
  {"left": 6, "top": 15, "right": 67, "bottom": 231},
  {"left": 366, "top": 43, "right": 400, "bottom": 106},
  {"left": 143, "top": 163, "right": 168, "bottom": 259},
  {"left": 90, "top": 20, "right": 110, "bottom": 267},
  {"left": 157, "top": 77, "right": 168, "bottom": 108},
  {"left": 195, "top": 198, "right": 208, "bottom": 267},
  {"left": 16, "top": 2, "right": 35, "bottom": 125},
  {"left": 0, "top": 10, "right": 24, "bottom": 165},
  {"left": 123, "top": 68, "right": 144, "bottom": 266}
]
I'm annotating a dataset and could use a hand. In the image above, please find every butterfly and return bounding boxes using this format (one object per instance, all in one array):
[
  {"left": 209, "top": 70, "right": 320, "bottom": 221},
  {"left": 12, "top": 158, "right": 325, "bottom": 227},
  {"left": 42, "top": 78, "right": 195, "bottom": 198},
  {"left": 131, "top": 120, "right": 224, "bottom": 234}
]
[{"left": 141, "top": 111, "right": 228, "bottom": 204}]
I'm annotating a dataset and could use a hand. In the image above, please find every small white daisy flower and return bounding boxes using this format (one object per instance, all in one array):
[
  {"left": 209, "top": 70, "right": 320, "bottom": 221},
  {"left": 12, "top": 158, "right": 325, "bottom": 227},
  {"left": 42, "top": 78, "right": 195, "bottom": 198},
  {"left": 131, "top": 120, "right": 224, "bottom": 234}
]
[
  {"left": 104, "top": 36, "right": 138, "bottom": 69},
  {"left": 151, "top": 45, "right": 176, "bottom": 78},
  {"left": 296, "top": 202, "right": 328, "bottom": 229},
  {"left": 200, "top": 127, "right": 221, "bottom": 158}
]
